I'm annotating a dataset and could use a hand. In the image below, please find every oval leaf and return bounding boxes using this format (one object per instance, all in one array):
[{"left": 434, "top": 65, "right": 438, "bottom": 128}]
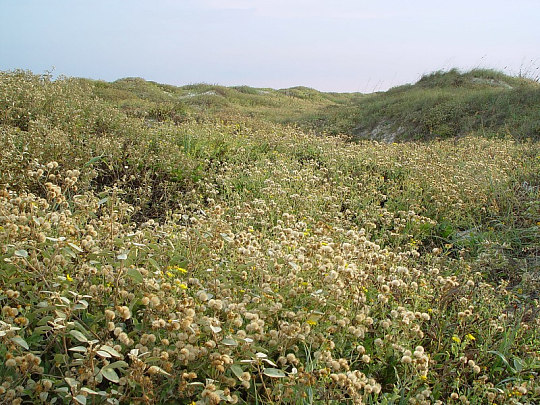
[
  {"left": 11, "top": 336, "right": 29, "bottom": 350},
  {"left": 68, "top": 346, "right": 87, "bottom": 353},
  {"left": 221, "top": 337, "right": 238, "bottom": 347},
  {"left": 14, "top": 249, "right": 28, "bottom": 258},
  {"left": 69, "top": 330, "right": 88, "bottom": 343},
  {"left": 99, "top": 345, "right": 123, "bottom": 358},
  {"left": 96, "top": 350, "right": 112, "bottom": 358},
  {"left": 74, "top": 394, "right": 87, "bottom": 405},
  {"left": 127, "top": 268, "right": 143, "bottom": 284},
  {"left": 103, "top": 360, "right": 129, "bottom": 370},
  {"left": 68, "top": 242, "right": 83, "bottom": 253},
  {"left": 101, "top": 367, "right": 120, "bottom": 383},
  {"left": 230, "top": 364, "right": 244, "bottom": 380},
  {"left": 263, "top": 368, "right": 286, "bottom": 378}
]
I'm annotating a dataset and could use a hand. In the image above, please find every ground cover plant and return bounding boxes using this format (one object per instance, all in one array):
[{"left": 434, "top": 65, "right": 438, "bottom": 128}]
[{"left": 0, "top": 70, "right": 539, "bottom": 404}]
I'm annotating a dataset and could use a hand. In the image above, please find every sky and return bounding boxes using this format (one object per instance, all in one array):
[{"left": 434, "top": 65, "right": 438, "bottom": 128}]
[{"left": 1, "top": 0, "right": 539, "bottom": 92}]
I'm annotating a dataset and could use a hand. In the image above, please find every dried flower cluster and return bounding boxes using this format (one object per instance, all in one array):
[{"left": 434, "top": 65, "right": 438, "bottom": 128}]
[{"left": 0, "top": 70, "right": 539, "bottom": 404}]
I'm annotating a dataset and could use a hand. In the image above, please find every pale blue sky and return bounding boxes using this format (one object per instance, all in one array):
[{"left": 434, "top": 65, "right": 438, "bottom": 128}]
[{"left": 1, "top": 0, "right": 539, "bottom": 92}]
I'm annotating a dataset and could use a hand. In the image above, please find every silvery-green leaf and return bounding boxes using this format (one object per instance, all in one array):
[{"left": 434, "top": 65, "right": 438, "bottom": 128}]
[
  {"left": 230, "top": 364, "right": 244, "bottom": 379},
  {"left": 74, "top": 394, "right": 87, "bottom": 405},
  {"left": 220, "top": 233, "right": 234, "bottom": 242},
  {"left": 209, "top": 325, "right": 222, "bottom": 333},
  {"left": 96, "top": 350, "right": 112, "bottom": 358},
  {"left": 221, "top": 337, "right": 238, "bottom": 346},
  {"left": 262, "top": 358, "right": 277, "bottom": 367},
  {"left": 14, "top": 249, "right": 28, "bottom": 258},
  {"left": 263, "top": 368, "right": 286, "bottom": 378},
  {"left": 103, "top": 361, "right": 129, "bottom": 370},
  {"left": 68, "top": 243, "right": 83, "bottom": 252},
  {"left": 100, "top": 367, "right": 119, "bottom": 383},
  {"left": 81, "top": 387, "right": 99, "bottom": 395},
  {"left": 69, "top": 330, "right": 88, "bottom": 343},
  {"left": 11, "top": 336, "right": 29, "bottom": 350},
  {"left": 99, "top": 345, "right": 123, "bottom": 358},
  {"left": 69, "top": 346, "right": 87, "bottom": 353}
]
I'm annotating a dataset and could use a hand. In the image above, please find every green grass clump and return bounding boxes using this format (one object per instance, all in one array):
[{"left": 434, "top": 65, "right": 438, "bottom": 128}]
[
  {"left": 81, "top": 68, "right": 540, "bottom": 142},
  {"left": 0, "top": 70, "right": 539, "bottom": 404},
  {"left": 312, "top": 68, "right": 540, "bottom": 140}
]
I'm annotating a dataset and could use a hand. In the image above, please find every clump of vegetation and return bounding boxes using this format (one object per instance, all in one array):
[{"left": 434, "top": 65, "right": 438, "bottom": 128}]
[
  {"left": 0, "top": 70, "right": 539, "bottom": 404},
  {"left": 312, "top": 68, "right": 540, "bottom": 140},
  {"left": 82, "top": 68, "right": 540, "bottom": 142}
]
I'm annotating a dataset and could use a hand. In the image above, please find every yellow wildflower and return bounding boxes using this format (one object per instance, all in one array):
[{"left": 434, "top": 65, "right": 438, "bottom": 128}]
[
  {"left": 169, "top": 265, "right": 187, "bottom": 274},
  {"left": 66, "top": 274, "right": 73, "bottom": 282},
  {"left": 452, "top": 335, "right": 461, "bottom": 344},
  {"left": 466, "top": 333, "right": 476, "bottom": 341},
  {"left": 179, "top": 283, "right": 188, "bottom": 290},
  {"left": 306, "top": 320, "right": 317, "bottom": 326}
]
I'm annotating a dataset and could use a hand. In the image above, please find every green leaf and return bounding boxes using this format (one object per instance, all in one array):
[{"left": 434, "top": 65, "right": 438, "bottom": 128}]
[
  {"left": 14, "top": 249, "right": 28, "bottom": 258},
  {"left": 98, "top": 345, "right": 123, "bottom": 358},
  {"left": 221, "top": 337, "right": 238, "bottom": 347},
  {"left": 80, "top": 387, "right": 103, "bottom": 395},
  {"left": 69, "top": 330, "right": 88, "bottom": 343},
  {"left": 148, "top": 257, "right": 161, "bottom": 272},
  {"left": 74, "top": 394, "right": 87, "bottom": 405},
  {"left": 73, "top": 300, "right": 89, "bottom": 310},
  {"left": 68, "top": 242, "right": 83, "bottom": 253},
  {"left": 230, "top": 364, "right": 244, "bottom": 380},
  {"left": 85, "top": 155, "right": 104, "bottom": 167},
  {"left": 220, "top": 233, "right": 234, "bottom": 243},
  {"left": 488, "top": 350, "right": 515, "bottom": 373},
  {"left": 69, "top": 346, "right": 87, "bottom": 353},
  {"left": 103, "top": 361, "right": 129, "bottom": 370},
  {"left": 11, "top": 336, "right": 29, "bottom": 350},
  {"left": 100, "top": 367, "right": 120, "bottom": 383},
  {"left": 54, "top": 353, "right": 68, "bottom": 365},
  {"left": 263, "top": 368, "right": 286, "bottom": 378},
  {"left": 34, "top": 325, "right": 52, "bottom": 334},
  {"left": 63, "top": 247, "right": 77, "bottom": 259},
  {"left": 97, "top": 350, "right": 112, "bottom": 358},
  {"left": 127, "top": 268, "right": 143, "bottom": 284}
]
